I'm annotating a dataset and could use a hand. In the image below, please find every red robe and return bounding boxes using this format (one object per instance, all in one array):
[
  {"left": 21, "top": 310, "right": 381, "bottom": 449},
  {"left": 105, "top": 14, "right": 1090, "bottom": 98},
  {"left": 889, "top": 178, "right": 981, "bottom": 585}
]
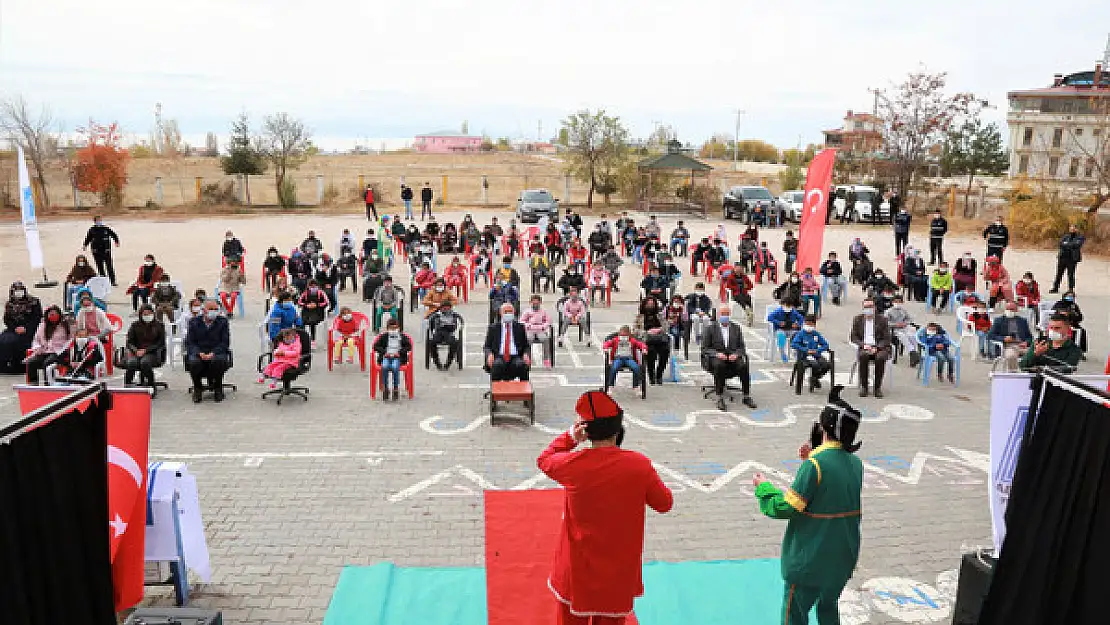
[{"left": 537, "top": 432, "right": 673, "bottom": 617}]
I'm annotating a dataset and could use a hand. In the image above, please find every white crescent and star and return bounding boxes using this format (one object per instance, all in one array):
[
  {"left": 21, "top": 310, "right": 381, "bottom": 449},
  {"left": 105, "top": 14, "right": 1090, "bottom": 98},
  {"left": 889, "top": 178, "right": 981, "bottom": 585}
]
[
  {"left": 108, "top": 444, "right": 143, "bottom": 488},
  {"left": 110, "top": 514, "right": 127, "bottom": 538},
  {"left": 806, "top": 188, "right": 825, "bottom": 214}
]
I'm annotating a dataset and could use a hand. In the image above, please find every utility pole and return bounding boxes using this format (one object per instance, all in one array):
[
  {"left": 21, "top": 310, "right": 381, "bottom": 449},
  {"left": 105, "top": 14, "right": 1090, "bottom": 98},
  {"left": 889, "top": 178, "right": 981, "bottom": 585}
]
[{"left": 733, "top": 109, "right": 746, "bottom": 171}]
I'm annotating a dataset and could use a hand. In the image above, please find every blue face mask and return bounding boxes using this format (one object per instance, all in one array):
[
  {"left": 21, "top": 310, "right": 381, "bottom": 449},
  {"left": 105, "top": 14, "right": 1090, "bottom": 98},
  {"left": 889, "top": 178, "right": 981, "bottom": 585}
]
[{"left": 719, "top": 315, "right": 730, "bottom": 325}]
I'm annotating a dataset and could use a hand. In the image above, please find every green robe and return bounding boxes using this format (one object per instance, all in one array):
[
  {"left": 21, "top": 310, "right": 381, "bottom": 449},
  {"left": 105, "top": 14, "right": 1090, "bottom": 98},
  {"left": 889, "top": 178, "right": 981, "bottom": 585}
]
[{"left": 755, "top": 442, "right": 864, "bottom": 590}]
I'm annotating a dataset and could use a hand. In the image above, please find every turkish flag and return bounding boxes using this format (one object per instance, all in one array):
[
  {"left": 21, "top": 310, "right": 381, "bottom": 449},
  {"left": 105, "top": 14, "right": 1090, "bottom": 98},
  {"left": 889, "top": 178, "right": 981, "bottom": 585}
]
[
  {"left": 796, "top": 149, "right": 838, "bottom": 274},
  {"left": 16, "top": 386, "right": 152, "bottom": 612}
]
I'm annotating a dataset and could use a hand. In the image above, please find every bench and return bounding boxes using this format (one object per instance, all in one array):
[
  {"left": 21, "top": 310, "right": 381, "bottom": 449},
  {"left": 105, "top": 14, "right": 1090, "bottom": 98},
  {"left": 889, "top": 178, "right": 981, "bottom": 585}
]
[{"left": 490, "top": 381, "right": 535, "bottom": 425}]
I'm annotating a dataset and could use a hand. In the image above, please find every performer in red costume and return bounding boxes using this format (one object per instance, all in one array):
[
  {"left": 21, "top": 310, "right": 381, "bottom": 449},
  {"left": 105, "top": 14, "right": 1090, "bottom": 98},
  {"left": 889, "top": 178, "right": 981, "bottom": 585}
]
[{"left": 537, "top": 391, "right": 674, "bottom": 625}]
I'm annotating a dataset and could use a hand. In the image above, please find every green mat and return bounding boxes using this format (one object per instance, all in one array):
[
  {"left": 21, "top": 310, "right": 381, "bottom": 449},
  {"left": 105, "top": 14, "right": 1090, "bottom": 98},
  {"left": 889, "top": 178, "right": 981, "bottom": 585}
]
[{"left": 325, "top": 559, "right": 787, "bottom": 625}]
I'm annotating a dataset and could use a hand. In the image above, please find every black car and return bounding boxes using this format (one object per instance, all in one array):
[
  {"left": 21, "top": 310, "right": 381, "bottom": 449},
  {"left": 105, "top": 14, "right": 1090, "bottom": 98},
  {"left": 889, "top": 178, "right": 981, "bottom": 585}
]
[
  {"left": 515, "top": 189, "right": 559, "bottom": 223},
  {"left": 723, "top": 186, "right": 776, "bottom": 223}
]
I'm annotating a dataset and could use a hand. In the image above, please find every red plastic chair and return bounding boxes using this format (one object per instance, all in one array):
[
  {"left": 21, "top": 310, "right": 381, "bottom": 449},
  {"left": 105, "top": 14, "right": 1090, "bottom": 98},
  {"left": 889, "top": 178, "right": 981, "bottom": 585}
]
[
  {"left": 261, "top": 255, "right": 289, "bottom": 290},
  {"left": 754, "top": 259, "right": 779, "bottom": 284},
  {"left": 394, "top": 237, "right": 408, "bottom": 262},
  {"left": 222, "top": 250, "right": 246, "bottom": 274},
  {"left": 588, "top": 272, "right": 612, "bottom": 307},
  {"left": 369, "top": 332, "right": 415, "bottom": 399},
  {"left": 705, "top": 263, "right": 717, "bottom": 284},
  {"left": 445, "top": 267, "right": 469, "bottom": 303},
  {"left": 104, "top": 313, "right": 124, "bottom": 375},
  {"left": 327, "top": 311, "right": 370, "bottom": 371}
]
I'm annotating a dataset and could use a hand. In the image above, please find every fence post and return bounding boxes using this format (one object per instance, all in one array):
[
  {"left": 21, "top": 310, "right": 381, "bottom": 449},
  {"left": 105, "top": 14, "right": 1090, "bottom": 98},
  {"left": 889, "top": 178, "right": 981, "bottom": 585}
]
[
  {"left": 317, "top": 175, "right": 325, "bottom": 204},
  {"left": 72, "top": 176, "right": 81, "bottom": 210},
  {"left": 154, "top": 177, "right": 164, "bottom": 205},
  {"left": 236, "top": 175, "right": 246, "bottom": 204},
  {"left": 948, "top": 183, "right": 957, "bottom": 217},
  {"left": 563, "top": 174, "right": 571, "bottom": 205},
  {"left": 194, "top": 177, "right": 202, "bottom": 203},
  {"left": 358, "top": 174, "right": 365, "bottom": 192},
  {"left": 441, "top": 175, "right": 448, "bottom": 205},
  {"left": 481, "top": 175, "right": 488, "bottom": 204}
]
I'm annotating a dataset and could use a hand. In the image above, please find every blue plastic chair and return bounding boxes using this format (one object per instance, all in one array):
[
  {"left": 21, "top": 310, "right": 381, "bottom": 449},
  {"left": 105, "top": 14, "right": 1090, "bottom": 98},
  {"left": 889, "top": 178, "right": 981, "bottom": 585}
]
[
  {"left": 926, "top": 283, "right": 953, "bottom": 313},
  {"left": 915, "top": 327, "right": 961, "bottom": 387}
]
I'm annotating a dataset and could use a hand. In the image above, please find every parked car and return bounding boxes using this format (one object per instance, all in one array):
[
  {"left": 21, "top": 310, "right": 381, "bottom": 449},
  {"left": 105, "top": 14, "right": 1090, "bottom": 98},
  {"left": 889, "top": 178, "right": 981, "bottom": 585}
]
[
  {"left": 778, "top": 190, "right": 805, "bottom": 222},
  {"left": 723, "top": 185, "right": 778, "bottom": 224},
  {"left": 832, "top": 185, "right": 889, "bottom": 222},
  {"left": 515, "top": 189, "right": 559, "bottom": 223}
]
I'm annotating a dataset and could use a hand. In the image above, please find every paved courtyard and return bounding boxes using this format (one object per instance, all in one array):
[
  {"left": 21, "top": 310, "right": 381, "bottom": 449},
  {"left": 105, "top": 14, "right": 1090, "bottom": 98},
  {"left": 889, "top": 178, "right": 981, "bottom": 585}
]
[{"left": 1, "top": 210, "right": 1106, "bottom": 624}]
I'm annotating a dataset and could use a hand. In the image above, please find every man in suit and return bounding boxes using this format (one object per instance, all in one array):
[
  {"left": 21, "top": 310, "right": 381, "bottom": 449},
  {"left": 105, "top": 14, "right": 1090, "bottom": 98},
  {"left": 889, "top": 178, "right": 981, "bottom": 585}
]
[
  {"left": 701, "top": 304, "right": 757, "bottom": 411},
  {"left": 186, "top": 300, "right": 231, "bottom": 403},
  {"left": 849, "top": 297, "right": 891, "bottom": 398},
  {"left": 986, "top": 301, "right": 1034, "bottom": 371},
  {"left": 484, "top": 302, "right": 531, "bottom": 381}
]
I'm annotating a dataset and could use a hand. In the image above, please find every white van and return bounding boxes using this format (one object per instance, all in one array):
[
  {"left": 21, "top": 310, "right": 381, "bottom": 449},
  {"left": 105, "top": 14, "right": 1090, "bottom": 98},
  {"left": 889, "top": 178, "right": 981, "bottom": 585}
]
[{"left": 833, "top": 185, "right": 889, "bottom": 222}]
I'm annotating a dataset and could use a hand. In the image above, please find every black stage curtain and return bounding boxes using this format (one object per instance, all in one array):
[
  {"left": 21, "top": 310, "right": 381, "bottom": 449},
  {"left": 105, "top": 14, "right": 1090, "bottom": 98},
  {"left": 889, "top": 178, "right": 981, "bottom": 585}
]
[
  {"left": 979, "top": 379, "right": 1110, "bottom": 625},
  {"left": 0, "top": 396, "right": 116, "bottom": 625}
]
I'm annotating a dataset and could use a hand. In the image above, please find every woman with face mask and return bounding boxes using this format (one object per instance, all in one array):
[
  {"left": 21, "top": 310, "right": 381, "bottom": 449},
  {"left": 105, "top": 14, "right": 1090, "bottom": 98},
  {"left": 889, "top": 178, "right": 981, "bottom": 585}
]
[
  {"left": 634, "top": 296, "right": 671, "bottom": 385},
  {"left": 263, "top": 246, "right": 287, "bottom": 292},
  {"left": 297, "top": 280, "right": 330, "bottom": 345},
  {"left": 25, "top": 305, "right": 71, "bottom": 384},
  {"left": 73, "top": 293, "right": 111, "bottom": 342},
  {"left": 65, "top": 254, "right": 98, "bottom": 311},
  {"left": 372, "top": 318, "right": 412, "bottom": 401},
  {"left": 0, "top": 281, "right": 43, "bottom": 374},
  {"left": 128, "top": 254, "right": 164, "bottom": 312},
  {"left": 123, "top": 303, "right": 166, "bottom": 389}
]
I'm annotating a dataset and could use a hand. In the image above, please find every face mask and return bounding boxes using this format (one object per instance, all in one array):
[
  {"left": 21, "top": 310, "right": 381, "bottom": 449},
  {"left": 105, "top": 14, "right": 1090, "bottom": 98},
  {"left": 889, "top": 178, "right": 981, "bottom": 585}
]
[
  {"left": 719, "top": 316, "right": 730, "bottom": 325},
  {"left": 226, "top": 236, "right": 233, "bottom": 241},
  {"left": 269, "top": 253, "right": 278, "bottom": 258},
  {"left": 1023, "top": 279, "right": 1032, "bottom": 284},
  {"left": 531, "top": 304, "right": 540, "bottom": 311},
  {"left": 695, "top": 290, "right": 704, "bottom": 296},
  {"left": 893, "top": 303, "right": 902, "bottom": 309},
  {"left": 863, "top": 308, "right": 875, "bottom": 316},
  {"left": 1004, "top": 310, "right": 1016, "bottom": 318},
  {"left": 138, "top": 313, "right": 155, "bottom": 324},
  {"left": 388, "top": 330, "right": 400, "bottom": 338},
  {"left": 310, "top": 287, "right": 319, "bottom": 293},
  {"left": 874, "top": 274, "right": 884, "bottom": 279},
  {"left": 926, "top": 329, "right": 937, "bottom": 336},
  {"left": 191, "top": 306, "right": 201, "bottom": 314},
  {"left": 782, "top": 307, "right": 792, "bottom": 313},
  {"left": 1064, "top": 296, "right": 1074, "bottom": 302},
  {"left": 82, "top": 304, "right": 94, "bottom": 313},
  {"left": 503, "top": 263, "right": 512, "bottom": 269},
  {"left": 12, "top": 290, "right": 25, "bottom": 299},
  {"left": 502, "top": 313, "right": 515, "bottom": 323},
  {"left": 284, "top": 336, "right": 296, "bottom": 344},
  {"left": 94, "top": 221, "right": 103, "bottom": 226},
  {"left": 964, "top": 254, "right": 972, "bottom": 259},
  {"left": 205, "top": 310, "right": 219, "bottom": 320},
  {"left": 75, "top": 338, "right": 89, "bottom": 348},
  {"left": 1047, "top": 330, "right": 1065, "bottom": 341},
  {"left": 803, "top": 325, "right": 815, "bottom": 333},
  {"left": 791, "top": 278, "right": 799, "bottom": 283},
  {"left": 47, "top": 312, "right": 61, "bottom": 322},
  {"left": 145, "top": 260, "right": 154, "bottom": 266},
  {"left": 939, "top": 269, "right": 948, "bottom": 274},
  {"left": 342, "top": 314, "right": 352, "bottom": 321},
  {"left": 435, "top": 286, "right": 445, "bottom": 292},
  {"left": 78, "top": 261, "right": 87, "bottom": 266}
]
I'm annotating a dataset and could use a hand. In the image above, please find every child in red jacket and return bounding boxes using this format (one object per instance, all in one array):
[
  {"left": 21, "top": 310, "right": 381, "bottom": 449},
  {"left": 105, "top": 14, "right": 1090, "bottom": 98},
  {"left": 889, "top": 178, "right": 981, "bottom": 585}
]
[{"left": 602, "top": 325, "right": 647, "bottom": 387}]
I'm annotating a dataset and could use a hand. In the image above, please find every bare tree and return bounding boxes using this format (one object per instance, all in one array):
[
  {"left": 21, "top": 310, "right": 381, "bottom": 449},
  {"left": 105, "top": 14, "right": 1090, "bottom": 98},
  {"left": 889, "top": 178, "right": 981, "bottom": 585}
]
[
  {"left": 1062, "top": 97, "right": 1110, "bottom": 213},
  {"left": 0, "top": 96, "right": 57, "bottom": 209},
  {"left": 261, "top": 113, "right": 313, "bottom": 207}
]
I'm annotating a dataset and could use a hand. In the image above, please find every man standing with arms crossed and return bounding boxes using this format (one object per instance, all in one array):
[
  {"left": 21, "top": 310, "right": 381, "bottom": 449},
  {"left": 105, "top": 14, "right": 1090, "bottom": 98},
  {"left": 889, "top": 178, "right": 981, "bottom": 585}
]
[
  {"left": 538, "top": 390, "right": 673, "bottom": 625},
  {"left": 753, "top": 385, "right": 864, "bottom": 625},
  {"left": 1050, "top": 223, "right": 1084, "bottom": 294},
  {"left": 82, "top": 215, "right": 121, "bottom": 286}
]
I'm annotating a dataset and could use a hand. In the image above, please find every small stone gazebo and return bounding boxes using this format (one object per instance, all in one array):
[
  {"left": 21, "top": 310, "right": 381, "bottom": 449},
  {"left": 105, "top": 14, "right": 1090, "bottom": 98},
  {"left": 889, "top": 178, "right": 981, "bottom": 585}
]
[{"left": 634, "top": 144, "right": 713, "bottom": 216}]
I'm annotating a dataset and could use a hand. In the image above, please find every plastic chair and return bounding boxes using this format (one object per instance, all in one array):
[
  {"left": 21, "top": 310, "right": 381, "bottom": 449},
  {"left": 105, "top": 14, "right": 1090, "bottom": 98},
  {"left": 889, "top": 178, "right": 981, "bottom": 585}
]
[
  {"left": 214, "top": 279, "right": 246, "bottom": 318},
  {"left": 556, "top": 297, "right": 592, "bottom": 345},
  {"left": 952, "top": 291, "right": 986, "bottom": 318},
  {"left": 1036, "top": 301, "right": 1056, "bottom": 331},
  {"left": 261, "top": 255, "right": 289, "bottom": 290},
  {"left": 327, "top": 311, "right": 370, "bottom": 371},
  {"left": 789, "top": 349, "right": 836, "bottom": 394},
  {"left": 369, "top": 334, "right": 415, "bottom": 399},
  {"left": 46, "top": 339, "right": 109, "bottom": 385},
  {"left": 955, "top": 306, "right": 987, "bottom": 361},
  {"left": 602, "top": 353, "right": 647, "bottom": 399},
  {"left": 446, "top": 267, "right": 470, "bottom": 303},
  {"left": 821, "top": 276, "right": 848, "bottom": 304},
  {"left": 587, "top": 272, "right": 612, "bottom": 307},
  {"left": 915, "top": 327, "right": 961, "bottom": 387}
]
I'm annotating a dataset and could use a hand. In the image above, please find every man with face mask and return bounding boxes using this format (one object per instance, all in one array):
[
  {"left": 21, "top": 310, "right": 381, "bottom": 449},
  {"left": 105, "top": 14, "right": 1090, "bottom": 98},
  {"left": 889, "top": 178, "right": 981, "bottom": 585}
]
[
  {"left": 670, "top": 220, "right": 690, "bottom": 257},
  {"left": 587, "top": 223, "right": 610, "bottom": 262},
  {"left": 893, "top": 205, "right": 911, "bottom": 256},
  {"left": 422, "top": 278, "right": 458, "bottom": 319},
  {"left": 884, "top": 295, "right": 920, "bottom": 364},
  {"left": 850, "top": 298, "right": 891, "bottom": 397},
  {"left": 222, "top": 230, "right": 245, "bottom": 264},
  {"left": 987, "top": 301, "right": 1033, "bottom": 371},
  {"left": 124, "top": 304, "right": 166, "bottom": 391},
  {"left": 300, "top": 230, "right": 323, "bottom": 260},
  {"left": 82, "top": 215, "right": 121, "bottom": 286},
  {"left": 266, "top": 292, "right": 303, "bottom": 342},
  {"left": 684, "top": 282, "right": 713, "bottom": 344},
  {"left": 790, "top": 315, "right": 831, "bottom": 394},
  {"left": 752, "top": 385, "right": 863, "bottom": 625},
  {"left": 701, "top": 304, "right": 757, "bottom": 411},
  {"left": 427, "top": 299, "right": 463, "bottom": 370},
  {"left": 186, "top": 300, "right": 231, "bottom": 402},
  {"left": 982, "top": 216, "right": 1010, "bottom": 262},
  {"left": 538, "top": 390, "right": 673, "bottom": 625},
  {"left": 1020, "top": 314, "right": 1082, "bottom": 372},
  {"left": 484, "top": 302, "right": 531, "bottom": 381}
]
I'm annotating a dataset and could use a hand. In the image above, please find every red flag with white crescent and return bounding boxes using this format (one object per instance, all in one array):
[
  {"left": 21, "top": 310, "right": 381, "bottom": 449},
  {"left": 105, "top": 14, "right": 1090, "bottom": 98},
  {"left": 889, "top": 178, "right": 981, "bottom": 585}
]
[
  {"left": 796, "top": 149, "right": 838, "bottom": 274},
  {"left": 17, "top": 387, "right": 152, "bottom": 611}
]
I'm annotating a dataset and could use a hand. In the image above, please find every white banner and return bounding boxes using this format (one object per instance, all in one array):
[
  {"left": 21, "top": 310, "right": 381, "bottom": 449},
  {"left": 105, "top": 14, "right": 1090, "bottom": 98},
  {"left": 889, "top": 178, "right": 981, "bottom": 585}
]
[
  {"left": 17, "top": 145, "right": 45, "bottom": 269},
  {"left": 989, "top": 373, "right": 1110, "bottom": 552}
]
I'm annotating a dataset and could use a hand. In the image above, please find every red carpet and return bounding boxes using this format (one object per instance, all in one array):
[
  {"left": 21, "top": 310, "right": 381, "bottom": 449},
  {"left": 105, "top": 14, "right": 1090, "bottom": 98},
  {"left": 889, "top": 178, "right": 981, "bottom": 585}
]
[{"left": 484, "top": 489, "right": 638, "bottom": 625}]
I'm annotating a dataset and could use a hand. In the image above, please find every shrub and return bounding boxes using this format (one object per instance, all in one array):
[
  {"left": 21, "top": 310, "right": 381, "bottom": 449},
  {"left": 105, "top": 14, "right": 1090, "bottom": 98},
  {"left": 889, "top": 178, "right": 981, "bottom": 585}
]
[
  {"left": 278, "top": 178, "right": 298, "bottom": 208},
  {"left": 1007, "top": 190, "right": 1088, "bottom": 247},
  {"left": 321, "top": 182, "right": 341, "bottom": 206},
  {"left": 200, "top": 181, "right": 239, "bottom": 205}
]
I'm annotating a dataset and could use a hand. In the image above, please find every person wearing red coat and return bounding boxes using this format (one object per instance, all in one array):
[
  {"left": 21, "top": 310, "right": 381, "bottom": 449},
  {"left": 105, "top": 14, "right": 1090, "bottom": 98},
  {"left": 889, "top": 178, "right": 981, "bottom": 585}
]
[{"left": 537, "top": 391, "right": 673, "bottom": 625}]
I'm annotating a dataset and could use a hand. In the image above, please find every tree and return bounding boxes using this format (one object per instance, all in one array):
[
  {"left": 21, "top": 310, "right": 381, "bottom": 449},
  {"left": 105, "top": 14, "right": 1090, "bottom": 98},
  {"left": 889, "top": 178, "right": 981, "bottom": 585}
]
[
  {"left": 735, "top": 139, "right": 781, "bottom": 163},
  {"left": 941, "top": 119, "right": 1008, "bottom": 214},
  {"left": 1061, "top": 96, "right": 1110, "bottom": 213},
  {"left": 699, "top": 134, "right": 733, "bottom": 160},
  {"left": 220, "top": 113, "right": 267, "bottom": 204},
  {"left": 875, "top": 70, "right": 985, "bottom": 203},
  {"left": 73, "top": 120, "right": 130, "bottom": 208},
  {"left": 260, "top": 113, "right": 312, "bottom": 208},
  {"left": 0, "top": 96, "right": 56, "bottom": 210},
  {"left": 560, "top": 109, "right": 630, "bottom": 208},
  {"left": 778, "top": 149, "right": 806, "bottom": 190},
  {"left": 646, "top": 124, "right": 677, "bottom": 152}
]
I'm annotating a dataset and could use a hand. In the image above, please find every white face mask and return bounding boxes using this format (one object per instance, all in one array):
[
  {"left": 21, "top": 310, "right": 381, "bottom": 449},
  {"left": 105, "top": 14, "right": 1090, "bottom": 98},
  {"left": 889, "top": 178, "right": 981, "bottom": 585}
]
[
  {"left": 863, "top": 308, "right": 875, "bottom": 316},
  {"left": 141, "top": 314, "right": 155, "bottom": 323},
  {"left": 75, "top": 337, "right": 89, "bottom": 348},
  {"left": 205, "top": 310, "right": 219, "bottom": 320},
  {"left": 12, "top": 290, "right": 25, "bottom": 299},
  {"left": 435, "top": 285, "right": 445, "bottom": 292},
  {"left": 342, "top": 314, "right": 352, "bottom": 321},
  {"left": 803, "top": 325, "right": 815, "bottom": 333},
  {"left": 82, "top": 304, "right": 94, "bottom": 312},
  {"left": 226, "top": 236, "right": 233, "bottom": 241},
  {"left": 145, "top": 260, "right": 154, "bottom": 266},
  {"left": 926, "top": 330, "right": 937, "bottom": 336},
  {"left": 1004, "top": 310, "right": 1016, "bottom": 318},
  {"left": 191, "top": 306, "right": 201, "bottom": 314},
  {"left": 1047, "top": 330, "right": 1065, "bottom": 341}
]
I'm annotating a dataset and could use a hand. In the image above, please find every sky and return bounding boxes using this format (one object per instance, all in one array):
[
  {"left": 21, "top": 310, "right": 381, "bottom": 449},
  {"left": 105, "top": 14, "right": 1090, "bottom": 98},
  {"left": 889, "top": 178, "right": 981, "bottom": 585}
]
[{"left": 2, "top": 0, "right": 1109, "bottom": 151}]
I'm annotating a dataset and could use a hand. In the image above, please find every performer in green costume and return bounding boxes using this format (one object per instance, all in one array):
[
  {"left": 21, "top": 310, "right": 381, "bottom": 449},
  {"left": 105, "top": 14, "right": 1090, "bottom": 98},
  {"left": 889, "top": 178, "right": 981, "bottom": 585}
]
[{"left": 753, "top": 385, "right": 864, "bottom": 625}]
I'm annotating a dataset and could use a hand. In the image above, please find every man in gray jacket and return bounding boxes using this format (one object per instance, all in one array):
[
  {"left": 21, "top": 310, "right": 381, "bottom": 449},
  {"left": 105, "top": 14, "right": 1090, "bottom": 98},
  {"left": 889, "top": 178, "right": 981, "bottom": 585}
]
[{"left": 701, "top": 304, "right": 757, "bottom": 411}]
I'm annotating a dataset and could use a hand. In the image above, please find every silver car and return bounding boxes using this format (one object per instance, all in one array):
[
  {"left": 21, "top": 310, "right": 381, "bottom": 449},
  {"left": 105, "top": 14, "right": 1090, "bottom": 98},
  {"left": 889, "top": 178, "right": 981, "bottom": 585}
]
[
  {"left": 515, "top": 189, "right": 559, "bottom": 223},
  {"left": 778, "top": 190, "right": 805, "bottom": 222}
]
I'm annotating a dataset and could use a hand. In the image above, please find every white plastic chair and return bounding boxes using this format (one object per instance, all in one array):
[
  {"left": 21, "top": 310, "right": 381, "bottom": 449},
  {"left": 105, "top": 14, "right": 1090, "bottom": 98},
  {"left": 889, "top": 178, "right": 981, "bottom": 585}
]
[
  {"left": 955, "top": 306, "right": 984, "bottom": 360},
  {"left": 762, "top": 304, "right": 776, "bottom": 361},
  {"left": 1037, "top": 301, "right": 1056, "bottom": 331},
  {"left": 165, "top": 319, "right": 184, "bottom": 370}
]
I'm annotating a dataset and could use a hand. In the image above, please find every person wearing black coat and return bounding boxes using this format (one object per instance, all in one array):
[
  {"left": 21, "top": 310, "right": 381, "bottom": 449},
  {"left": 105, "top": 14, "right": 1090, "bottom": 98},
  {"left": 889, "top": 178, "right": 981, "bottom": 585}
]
[
  {"left": 1050, "top": 225, "right": 1085, "bottom": 293},
  {"left": 185, "top": 301, "right": 231, "bottom": 402},
  {"left": 222, "top": 231, "right": 245, "bottom": 263},
  {"left": 928, "top": 211, "right": 948, "bottom": 265},
  {"left": 892, "top": 208, "right": 911, "bottom": 256},
  {"left": 420, "top": 183, "right": 434, "bottom": 220},
  {"left": 123, "top": 304, "right": 166, "bottom": 389},
  {"left": 484, "top": 303, "right": 531, "bottom": 381},
  {"left": 982, "top": 218, "right": 1010, "bottom": 262},
  {"left": 0, "top": 281, "right": 43, "bottom": 374},
  {"left": 82, "top": 215, "right": 121, "bottom": 285}
]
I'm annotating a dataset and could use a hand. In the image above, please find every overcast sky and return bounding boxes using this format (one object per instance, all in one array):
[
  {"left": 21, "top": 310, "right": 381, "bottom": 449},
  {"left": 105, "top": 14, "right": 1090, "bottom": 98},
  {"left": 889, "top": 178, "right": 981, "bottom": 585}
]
[{"left": 2, "top": 0, "right": 1109, "bottom": 150}]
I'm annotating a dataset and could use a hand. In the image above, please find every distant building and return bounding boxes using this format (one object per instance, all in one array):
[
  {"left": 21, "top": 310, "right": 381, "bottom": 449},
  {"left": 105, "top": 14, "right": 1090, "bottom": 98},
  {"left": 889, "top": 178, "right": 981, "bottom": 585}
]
[
  {"left": 822, "top": 110, "right": 884, "bottom": 153},
  {"left": 1006, "top": 62, "right": 1109, "bottom": 181},
  {"left": 413, "top": 131, "right": 483, "bottom": 153}
]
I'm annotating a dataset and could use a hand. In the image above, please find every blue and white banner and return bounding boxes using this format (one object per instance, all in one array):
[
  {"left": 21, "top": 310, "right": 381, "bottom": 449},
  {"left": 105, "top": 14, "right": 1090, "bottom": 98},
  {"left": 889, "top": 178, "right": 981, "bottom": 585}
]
[{"left": 17, "top": 145, "right": 45, "bottom": 269}]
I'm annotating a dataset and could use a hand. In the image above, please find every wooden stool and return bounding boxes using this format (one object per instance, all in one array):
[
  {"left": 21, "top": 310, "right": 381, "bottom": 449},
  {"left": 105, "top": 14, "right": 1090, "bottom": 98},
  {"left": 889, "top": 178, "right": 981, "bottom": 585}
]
[{"left": 490, "top": 381, "right": 535, "bottom": 425}]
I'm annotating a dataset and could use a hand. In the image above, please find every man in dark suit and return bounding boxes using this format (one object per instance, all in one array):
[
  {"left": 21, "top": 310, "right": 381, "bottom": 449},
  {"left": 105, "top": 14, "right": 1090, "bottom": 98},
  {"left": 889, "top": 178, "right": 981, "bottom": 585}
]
[
  {"left": 186, "top": 300, "right": 231, "bottom": 403},
  {"left": 986, "top": 301, "right": 1034, "bottom": 370},
  {"left": 484, "top": 302, "right": 531, "bottom": 381},
  {"left": 700, "top": 304, "right": 757, "bottom": 411},
  {"left": 849, "top": 297, "right": 891, "bottom": 398}
]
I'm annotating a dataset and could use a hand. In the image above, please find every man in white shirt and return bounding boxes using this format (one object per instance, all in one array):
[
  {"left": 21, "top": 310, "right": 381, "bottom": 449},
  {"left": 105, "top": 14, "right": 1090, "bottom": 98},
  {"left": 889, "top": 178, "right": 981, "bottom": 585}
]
[{"left": 483, "top": 302, "right": 531, "bottom": 381}]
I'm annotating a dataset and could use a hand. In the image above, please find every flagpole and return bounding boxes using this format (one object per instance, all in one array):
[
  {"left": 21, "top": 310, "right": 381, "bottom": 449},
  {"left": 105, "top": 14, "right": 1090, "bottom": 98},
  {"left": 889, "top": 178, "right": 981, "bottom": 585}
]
[{"left": 17, "top": 146, "right": 58, "bottom": 288}]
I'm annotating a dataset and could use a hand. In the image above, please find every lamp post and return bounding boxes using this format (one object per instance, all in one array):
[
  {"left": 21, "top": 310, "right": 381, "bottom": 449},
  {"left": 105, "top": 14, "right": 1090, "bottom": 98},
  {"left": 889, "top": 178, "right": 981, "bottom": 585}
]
[{"left": 733, "top": 109, "right": 746, "bottom": 171}]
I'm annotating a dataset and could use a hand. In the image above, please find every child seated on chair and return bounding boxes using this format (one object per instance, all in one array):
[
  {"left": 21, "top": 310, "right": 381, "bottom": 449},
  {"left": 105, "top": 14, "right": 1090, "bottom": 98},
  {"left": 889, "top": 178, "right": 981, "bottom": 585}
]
[
  {"left": 372, "top": 318, "right": 411, "bottom": 402},
  {"left": 586, "top": 264, "right": 609, "bottom": 304},
  {"left": 789, "top": 315, "right": 831, "bottom": 394},
  {"left": 521, "top": 295, "right": 553, "bottom": 367},
  {"left": 969, "top": 303, "right": 992, "bottom": 358},
  {"left": 56, "top": 328, "right": 103, "bottom": 382},
  {"left": 332, "top": 307, "right": 362, "bottom": 365},
  {"left": 413, "top": 262, "right": 436, "bottom": 298},
  {"left": 767, "top": 298, "right": 805, "bottom": 363},
  {"left": 259, "top": 328, "right": 301, "bottom": 390},
  {"left": 151, "top": 275, "right": 180, "bottom": 324},
  {"left": 1015, "top": 272, "right": 1041, "bottom": 323},
  {"left": 602, "top": 325, "right": 646, "bottom": 387},
  {"left": 922, "top": 322, "right": 956, "bottom": 384},
  {"left": 444, "top": 257, "right": 467, "bottom": 290},
  {"left": 665, "top": 295, "right": 686, "bottom": 350},
  {"left": 558, "top": 287, "right": 588, "bottom": 347},
  {"left": 218, "top": 260, "right": 247, "bottom": 318}
]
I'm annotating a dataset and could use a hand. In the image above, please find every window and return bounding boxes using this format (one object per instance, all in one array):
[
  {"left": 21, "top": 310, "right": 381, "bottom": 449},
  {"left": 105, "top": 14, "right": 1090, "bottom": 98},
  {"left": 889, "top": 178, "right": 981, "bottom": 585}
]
[
  {"left": 1049, "top": 156, "right": 1060, "bottom": 177},
  {"left": 1094, "top": 128, "right": 1103, "bottom": 138},
  {"left": 1052, "top": 128, "right": 1063, "bottom": 148},
  {"left": 1086, "top": 159, "right": 1096, "bottom": 178},
  {"left": 1075, "top": 128, "right": 1084, "bottom": 137},
  {"left": 1018, "top": 155, "right": 1030, "bottom": 174},
  {"left": 1069, "top": 158, "right": 1080, "bottom": 178},
  {"left": 1022, "top": 127, "right": 1033, "bottom": 147}
]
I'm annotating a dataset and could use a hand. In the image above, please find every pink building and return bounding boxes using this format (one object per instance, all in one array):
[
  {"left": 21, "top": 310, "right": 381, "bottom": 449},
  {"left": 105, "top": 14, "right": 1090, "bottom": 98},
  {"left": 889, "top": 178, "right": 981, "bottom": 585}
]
[{"left": 413, "top": 131, "right": 483, "bottom": 153}]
